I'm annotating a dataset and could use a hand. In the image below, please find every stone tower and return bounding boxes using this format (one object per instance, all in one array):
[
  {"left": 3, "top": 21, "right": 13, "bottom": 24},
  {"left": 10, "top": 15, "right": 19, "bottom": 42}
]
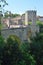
[
  {"left": 25, "top": 10, "right": 36, "bottom": 25},
  {"left": 25, "top": 10, "right": 37, "bottom": 36}
]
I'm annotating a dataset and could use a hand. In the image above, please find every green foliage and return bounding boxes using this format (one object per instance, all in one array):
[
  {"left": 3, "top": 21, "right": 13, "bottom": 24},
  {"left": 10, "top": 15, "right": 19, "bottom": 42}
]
[
  {"left": 0, "top": 33, "right": 43, "bottom": 65},
  {"left": 20, "top": 42, "right": 30, "bottom": 53},
  {"left": 0, "top": 35, "right": 5, "bottom": 47},
  {"left": 7, "top": 35, "right": 21, "bottom": 46},
  {"left": 18, "top": 60, "right": 26, "bottom": 65},
  {"left": 4, "top": 11, "right": 20, "bottom": 18},
  {"left": 11, "top": 13, "right": 20, "bottom": 18},
  {"left": 0, "top": 36, "right": 5, "bottom": 65},
  {"left": 0, "top": 0, "right": 8, "bottom": 35},
  {"left": 2, "top": 35, "right": 22, "bottom": 65},
  {"left": 28, "top": 21, "right": 43, "bottom": 25},
  {"left": 0, "top": 0, "right": 8, "bottom": 7},
  {"left": 30, "top": 33, "right": 43, "bottom": 65},
  {"left": 36, "top": 20, "right": 43, "bottom": 25},
  {"left": 0, "top": 35, "right": 21, "bottom": 65},
  {"left": 20, "top": 42, "right": 36, "bottom": 65}
]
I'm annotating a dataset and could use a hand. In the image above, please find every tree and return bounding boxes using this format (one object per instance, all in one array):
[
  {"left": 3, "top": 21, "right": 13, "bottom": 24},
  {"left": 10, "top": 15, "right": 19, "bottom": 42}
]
[
  {"left": 20, "top": 42, "right": 36, "bottom": 65},
  {"left": 30, "top": 33, "right": 43, "bottom": 65},
  {"left": 0, "top": 35, "right": 5, "bottom": 65},
  {"left": 4, "top": 11, "right": 20, "bottom": 18},
  {"left": 0, "top": 0, "right": 8, "bottom": 35},
  {"left": 2, "top": 35, "right": 22, "bottom": 65},
  {"left": 11, "top": 13, "right": 20, "bottom": 18}
]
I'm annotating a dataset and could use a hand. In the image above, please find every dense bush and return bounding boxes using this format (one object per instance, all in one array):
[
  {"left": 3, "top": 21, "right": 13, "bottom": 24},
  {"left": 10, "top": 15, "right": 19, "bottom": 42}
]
[
  {"left": 1, "top": 35, "right": 22, "bottom": 65},
  {"left": 0, "top": 33, "right": 43, "bottom": 65},
  {"left": 30, "top": 33, "right": 43, "bottom": 65}
]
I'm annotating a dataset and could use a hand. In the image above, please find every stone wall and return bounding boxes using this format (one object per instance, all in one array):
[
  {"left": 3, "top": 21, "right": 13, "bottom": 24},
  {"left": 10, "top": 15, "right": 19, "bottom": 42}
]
[
  {"left": 1, "top": 27, "right": 30, "bottom": 41},
  {"left": 1, "top": 10, "right": 40, "bottom": 41}
]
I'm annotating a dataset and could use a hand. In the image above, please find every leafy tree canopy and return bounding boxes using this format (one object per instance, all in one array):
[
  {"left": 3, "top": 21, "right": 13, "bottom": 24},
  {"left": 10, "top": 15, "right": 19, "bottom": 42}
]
[{"left": 4, "top": 11, "right": 20, "bottom": 18}]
